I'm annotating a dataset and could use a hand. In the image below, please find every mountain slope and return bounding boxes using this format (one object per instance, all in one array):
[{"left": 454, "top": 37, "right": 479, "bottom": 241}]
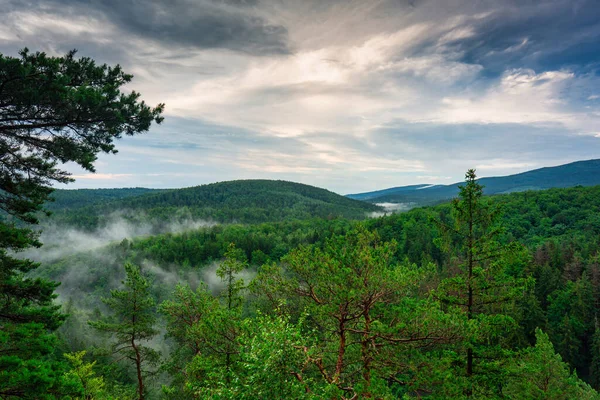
[
  {"left": 47, "top": 180, "right": 382, "bottom": 229},
  {"left": 48, "top": 188, "right": 164, "bottom": 211},
  {"left": 347, "top": 159, "right": 600, "bottom": 205}
]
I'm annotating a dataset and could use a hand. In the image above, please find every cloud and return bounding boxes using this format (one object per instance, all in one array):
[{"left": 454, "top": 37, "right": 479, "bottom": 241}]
[
  {"left": 2, "top": 0, "right": 290, "bottom": 55},
  {"left": 71, "top": 173, "right": 134, "bottom": 180},
  {"left": 51, "top": 116, "right": 600, "bottom": 194},
  {"left": 433, "top": 68, "right": 579, "bottom": 126},
  {"left": 2, "top": 0, "right": 600, "bottom": 193}
]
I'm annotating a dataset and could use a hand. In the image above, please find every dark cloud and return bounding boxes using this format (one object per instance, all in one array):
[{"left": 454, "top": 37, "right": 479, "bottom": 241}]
[
  {"left": 436, "top": 0, "right": 600, "bottom": 75},
  {"left": 5, "top": 0, "right": 290, "bottom": 55}
]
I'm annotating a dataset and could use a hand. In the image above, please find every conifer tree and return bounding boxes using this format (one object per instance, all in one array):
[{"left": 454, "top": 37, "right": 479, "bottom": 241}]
[
  {"left": 89, "top": 263, "right": 160, "bottom": 400},
  {"left": 255, "top": 225, "right": 460, "bottom": 398},
  {"left": 504, "top": 329, "right": 600, "bottom": 399},
  {"left": 160, "top": 243, "right": 248, "bottom": 398},
  {"left": 215, "top": 243, "right": 248, "bottom": 385},
  {"left": 0, "top": 49, "right": 163, "bottom": 397},
  {"left": 435, "top": 169, "right": 531, "bottom": 397}
]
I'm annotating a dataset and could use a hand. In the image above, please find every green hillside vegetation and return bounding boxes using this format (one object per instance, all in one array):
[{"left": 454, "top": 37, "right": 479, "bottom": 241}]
[
  {"left": 45, "top": 180, "right": 382, "bottom": 229},
  {"left": 349, "top": 159, "right": 600, "bottom": 206},
  {"left": 24, "top": 182, "right": 600, "bottom": 398},
  {"left": 47, "top": 188, "right": 164, "bottom": 211}
]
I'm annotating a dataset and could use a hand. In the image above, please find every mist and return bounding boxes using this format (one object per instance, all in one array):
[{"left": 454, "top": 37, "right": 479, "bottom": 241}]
[
  {"left": 368, "top": 202, "right": 415, "bottom": 217},
  {"left": 22, "top": 211, "right": 216, "bottom": 263}
]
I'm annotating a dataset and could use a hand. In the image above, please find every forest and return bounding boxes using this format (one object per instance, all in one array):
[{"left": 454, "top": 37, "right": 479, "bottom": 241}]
[{"left": 12, "top": 175, "right": 600, "bottom": 399}]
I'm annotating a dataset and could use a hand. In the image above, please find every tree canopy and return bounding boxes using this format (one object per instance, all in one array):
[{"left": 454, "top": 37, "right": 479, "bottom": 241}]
[{"left": 0, "top": 48, "right": 163, "bottom": 398}]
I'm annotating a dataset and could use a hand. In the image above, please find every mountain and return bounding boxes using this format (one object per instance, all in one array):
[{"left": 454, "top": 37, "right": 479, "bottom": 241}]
[
  {"left": 47, "top": 180, "right": 382, "bottom": 229},
  {"left": 347, "top": 159, "right": 600, "bottom": 206},
  {"left": 48, "top": 187, "right": 164, "bottom": 211}
]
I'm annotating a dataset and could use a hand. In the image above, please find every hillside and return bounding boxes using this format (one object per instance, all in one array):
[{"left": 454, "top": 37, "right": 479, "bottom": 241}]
[
  {"left": 48, "top": 187, "right": 164, "bottom": 211},
  {"left": 46, "top": 180, "right": 382, "bottom": 229},
  {"left": 347, "top": 159, "right": 600, "bottom": 206}
]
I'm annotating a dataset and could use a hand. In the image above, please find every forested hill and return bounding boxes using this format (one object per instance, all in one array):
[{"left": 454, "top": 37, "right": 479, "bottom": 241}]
[
  {"left": 347, "top": 158, "right": 600, "bottom": 205},
  {"left": 46, "top": 180, "right": 382, "bottom": 229},
  {"left": 48, "top": 187, "right": 164, "bottom": 211}
]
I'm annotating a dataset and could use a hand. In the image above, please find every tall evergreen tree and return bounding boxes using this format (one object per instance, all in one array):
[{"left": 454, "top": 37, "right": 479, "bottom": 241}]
[
  {"left": 160, "top": 243, "right": 248, "bottom": 398},
  {"left": 434, "top": 169, "right": 531, "bottom": 397},
  {"left": 0, "top": 48, "right": 163, "bottom": 397},
  {"left": 89, "top": 263, "right": 160, "bottom": 400}
]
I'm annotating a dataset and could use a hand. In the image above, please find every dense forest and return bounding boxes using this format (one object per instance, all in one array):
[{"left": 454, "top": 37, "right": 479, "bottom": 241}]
[
  {"left": 14, "top": 176, "right": 600, "bottom": 399},
  {"left": 44, "top": 180, "right": 381, "bottom": 230}
]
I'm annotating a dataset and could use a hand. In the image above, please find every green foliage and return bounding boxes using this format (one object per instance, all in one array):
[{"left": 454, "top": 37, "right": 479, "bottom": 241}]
[
  {"left": 0, "top": 47, "right": 162, "bottom": 400},
  {"left": 89, "top": 264, "right": 160, "bottom": 400},
  {"left": 0, "top": 47, "right": 163, "bottom": 223},
  {"left": 433, "top": 169, "right": 532, "bottom": 397},
  {"left": 232, "top": 312, "right": 317, "bottom": 399},
  {"left": 159, "top": 283, "right": 220, "bottom": 398},
  {"left": 159, "top": 246, "right": 250, "bottom": 398},
  {"left": 504, "top": 329, "right": 600, "bottom": 399},
  {"left": 17, "top": 163, "right": 600, "bottom": 398},
  {"left": 47, "top": 188, "right": 163, "bottom": 211},
  {"left": 62, "top": 351, "right": 108, "bottom": 400},
  {"left": 0, "top": 323, "right": 69, "bottom": 399},
  {"left": 45, "top": 180, "right": 381, "bottom": 229},
  {"left": 254, "top": 225, "right": 463, "bottom": 398}
]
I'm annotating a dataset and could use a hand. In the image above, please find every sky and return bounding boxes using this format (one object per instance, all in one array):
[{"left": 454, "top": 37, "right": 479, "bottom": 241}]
[{"left": 2, "top": 0, "right": 600, "bottom": 194}]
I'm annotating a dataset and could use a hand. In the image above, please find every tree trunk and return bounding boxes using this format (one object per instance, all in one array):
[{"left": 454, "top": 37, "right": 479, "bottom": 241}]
[
  {"left": 361, "top": 309, "right": 373, "bottom": 398},
  {"left": 132, "top": 336, "right": 144, "bottom": 400},
  {"left": 334, "top": 318, "right": 347, "bottom": 384}
]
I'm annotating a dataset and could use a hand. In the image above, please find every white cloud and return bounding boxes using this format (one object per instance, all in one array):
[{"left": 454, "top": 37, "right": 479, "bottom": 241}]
[
  {"left": 476, "top": 161, "right": 537, "bottom": 170},
  {"left": 430, "top": 68, "right": 598, "bottom": 131},
  {"left": 71, "top": 173, "right": 134, "bottom": 180}
]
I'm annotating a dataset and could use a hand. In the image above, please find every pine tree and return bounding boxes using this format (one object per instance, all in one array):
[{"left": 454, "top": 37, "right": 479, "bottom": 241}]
[
  {"left": 434, "top": 169, "right": 531, "bottom": 397},
  {"left": 160, "top": 243, "right": 248, "bottom": 398},
  {"left": 504, "top": 329, "right": 600, "bottom": 399},
  {"left": 89, "top": 263, "right": 160, "bottom": 400},
  {"left": 255, "top": 225, "right": 460, "bottom": 398},
  {"left": 215, "top": 243, "right": 248, "bottom": 386},
  {"left": 0, "top": 48, "right": 163, "bottom": 397}
]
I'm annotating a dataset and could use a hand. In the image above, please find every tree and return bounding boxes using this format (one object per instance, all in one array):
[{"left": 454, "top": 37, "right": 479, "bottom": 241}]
[
  {"left": 159, "top": 243, "right": 249, "bottom": 399},
  {"left": 434, "top": 169, "right": 531, "bottom": 397},
  {"left": 254, "top": 225, "right": 460, "bottom": 398},
  {"left": 215, "top": 243, "right": 248, "bottom": 385},
  {"left": 0, "top": 48, "right": 163, "bottom": 396},
  {"left": 159, "top": 283, "right": 220, "bottom": 398},
  {"left": 504, "top": 329, "right": 600, "bottom": 399},
  {"left": 89, "top": 263, "right": 160, "bottom": 400},
  {"left": 62, "top": 351, "right": 109, "bottom": 400}
]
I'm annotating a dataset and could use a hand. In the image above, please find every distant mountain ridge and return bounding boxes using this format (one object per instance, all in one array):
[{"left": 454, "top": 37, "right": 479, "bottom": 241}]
[
  {"left": 347, "top": 159, "right": 600, "bottom": 205},
  {"left": 48, "top": 179, "right": 382, "bottom": 229}
]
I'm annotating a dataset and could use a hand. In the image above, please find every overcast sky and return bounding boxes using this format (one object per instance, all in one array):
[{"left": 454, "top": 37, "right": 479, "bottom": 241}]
[{"left": 2, "top": 0, "right": 600, "bottom": 194}]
